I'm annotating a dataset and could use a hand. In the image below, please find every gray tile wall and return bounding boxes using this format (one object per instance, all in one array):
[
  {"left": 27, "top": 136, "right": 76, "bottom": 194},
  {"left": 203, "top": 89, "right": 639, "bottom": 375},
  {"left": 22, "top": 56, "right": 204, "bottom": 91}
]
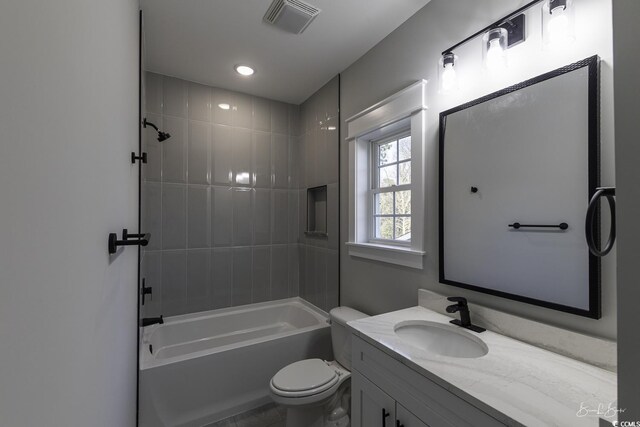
[
  {"left": 297, "top": 76, "right": 340, "bottom": 312},
  {"left": 141, "top": 72, "right": 301, "bottom": 317}
]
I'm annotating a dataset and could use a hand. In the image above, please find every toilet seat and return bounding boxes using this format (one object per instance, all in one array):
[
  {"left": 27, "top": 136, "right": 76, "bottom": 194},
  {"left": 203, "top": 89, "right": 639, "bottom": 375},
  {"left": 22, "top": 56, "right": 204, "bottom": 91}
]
[{"left": 271, "top": 359, "right": 339, "bottom": 398}]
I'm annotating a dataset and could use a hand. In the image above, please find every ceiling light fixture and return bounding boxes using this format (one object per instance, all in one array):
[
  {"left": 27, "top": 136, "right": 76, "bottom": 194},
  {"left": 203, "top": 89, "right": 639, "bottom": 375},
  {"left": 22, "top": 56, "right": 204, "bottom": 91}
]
[
  {"left": 235, "top": 65, "right": 255, "bottom": 76},
  {"left": 218, "top": 103, "right": 230, "bottom": 110}
]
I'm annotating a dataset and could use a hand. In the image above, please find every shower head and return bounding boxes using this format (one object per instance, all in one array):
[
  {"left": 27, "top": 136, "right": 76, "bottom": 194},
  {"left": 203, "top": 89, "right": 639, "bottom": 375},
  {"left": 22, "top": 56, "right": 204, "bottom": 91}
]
[
  {"left": 143, "top": 118, "right": 171, "bottom": 142},
  {"left": 157, "top": 131, "right": 171, "bottom": 142}
]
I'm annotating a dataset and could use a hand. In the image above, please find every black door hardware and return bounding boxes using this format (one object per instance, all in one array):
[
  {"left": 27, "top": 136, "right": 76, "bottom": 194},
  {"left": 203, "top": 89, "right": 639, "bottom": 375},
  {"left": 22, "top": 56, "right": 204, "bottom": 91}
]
[
  {"left": 446, "top": 297, "right": 486, "bottom": 333},
  {"left": 131, "top": 152, "right": 147, "bottom": 164},
  {"left": 382, "top": 408, "right": 390, "bottom": 426},
  {"left": 141, "top": 315, "right": 163, "bottom": 327},
  {"left": 141, "top": 278, "right": 152, "bottom": 306},
  {"left": 396, "top": 421, "right": 404, "bottom": 427},
  {"left": 108, "top": 229, "right": 150, "bottom": 254},
  {"left": 508, "top": 222, "right": 568, "bottom": 230},
  {"left": 585, "top": 187, "right": 616, "bottom": 257}
]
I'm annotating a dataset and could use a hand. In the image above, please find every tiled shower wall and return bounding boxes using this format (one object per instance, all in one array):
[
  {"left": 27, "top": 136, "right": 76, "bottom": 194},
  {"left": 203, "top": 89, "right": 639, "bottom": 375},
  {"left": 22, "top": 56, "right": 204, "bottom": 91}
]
[
  {"left": 141, "top": 72, "right": 301, "bottom": 317},
  {"left": 298, "top": 76, "right": 340, "bottom": 312}
]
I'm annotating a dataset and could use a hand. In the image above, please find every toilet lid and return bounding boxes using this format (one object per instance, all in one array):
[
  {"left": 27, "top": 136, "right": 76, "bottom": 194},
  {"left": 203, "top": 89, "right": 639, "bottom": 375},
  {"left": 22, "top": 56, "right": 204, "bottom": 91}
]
[{"left": 271, "top": 359, "right": 338, "bottom": 393}]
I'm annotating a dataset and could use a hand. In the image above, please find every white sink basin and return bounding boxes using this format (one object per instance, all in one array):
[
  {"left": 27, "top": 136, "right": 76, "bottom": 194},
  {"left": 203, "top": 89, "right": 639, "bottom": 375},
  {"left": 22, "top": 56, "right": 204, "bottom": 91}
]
[{"left": 394, "top": 320, "right": 489, "bottom": 359}]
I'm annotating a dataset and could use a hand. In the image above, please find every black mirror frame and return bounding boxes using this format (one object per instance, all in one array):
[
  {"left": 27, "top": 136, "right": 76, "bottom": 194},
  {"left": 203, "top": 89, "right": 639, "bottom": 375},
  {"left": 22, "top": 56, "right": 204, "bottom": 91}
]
[{"left": 438, "top": 55, "right": 601, "bottom": 319}]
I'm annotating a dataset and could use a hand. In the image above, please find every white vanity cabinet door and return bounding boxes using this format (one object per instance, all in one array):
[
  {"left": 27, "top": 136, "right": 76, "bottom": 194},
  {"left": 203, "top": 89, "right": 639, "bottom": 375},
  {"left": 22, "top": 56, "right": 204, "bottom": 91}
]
[
  {"left": 352, "top": 335, "right": 506, "bottom": 427},
  {"left": 397, "top": 403, "right": 429, "bottom": 427},
  {"left": 352, "top": 371, "right": 396, "bottom": 427}
]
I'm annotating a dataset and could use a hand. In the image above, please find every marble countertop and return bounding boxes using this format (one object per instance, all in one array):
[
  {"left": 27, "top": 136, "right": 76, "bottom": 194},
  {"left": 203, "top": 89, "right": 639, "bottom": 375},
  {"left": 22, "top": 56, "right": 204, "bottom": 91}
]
[{"left": 347, "top": 306, "right": 617, "bottom": 427}]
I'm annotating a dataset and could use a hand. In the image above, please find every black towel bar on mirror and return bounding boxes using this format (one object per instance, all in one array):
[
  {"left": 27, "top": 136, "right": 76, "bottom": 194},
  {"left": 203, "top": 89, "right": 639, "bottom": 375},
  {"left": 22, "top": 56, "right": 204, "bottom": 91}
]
[
  {"left": 108, "top": 229, "right": 150, "bottom": 254},
  {"left": 508, "top": 222, "right": 568, "bottom": 230}
]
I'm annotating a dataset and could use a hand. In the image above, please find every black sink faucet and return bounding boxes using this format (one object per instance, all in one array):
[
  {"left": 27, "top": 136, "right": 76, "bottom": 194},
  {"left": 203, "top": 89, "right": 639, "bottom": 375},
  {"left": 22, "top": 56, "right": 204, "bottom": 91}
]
[
  {"left": 445, "top": 297, "right": 485, "bottom": 333},
  {"left": 140, "top": 315, "right": 163, "bottom": 327}
]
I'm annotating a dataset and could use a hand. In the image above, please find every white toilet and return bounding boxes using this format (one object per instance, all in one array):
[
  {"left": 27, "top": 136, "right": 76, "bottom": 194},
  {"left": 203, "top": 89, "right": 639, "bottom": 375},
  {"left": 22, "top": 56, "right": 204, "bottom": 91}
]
[{"left": 270, "top": 307, "right": 368, "bottom": 427}]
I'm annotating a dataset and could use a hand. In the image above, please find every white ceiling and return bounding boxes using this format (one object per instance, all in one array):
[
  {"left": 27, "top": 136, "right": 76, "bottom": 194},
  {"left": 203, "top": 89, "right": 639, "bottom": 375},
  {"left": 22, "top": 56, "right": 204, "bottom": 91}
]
[{"left": 141, "top": 0, "right": 431, "bottom": 104}]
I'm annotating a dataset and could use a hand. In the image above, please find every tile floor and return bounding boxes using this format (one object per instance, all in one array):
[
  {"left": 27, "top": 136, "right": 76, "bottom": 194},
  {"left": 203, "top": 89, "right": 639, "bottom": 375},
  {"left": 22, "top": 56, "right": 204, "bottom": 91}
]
[{"left": 205, "top": 403, "right": 286, "bottom": 427}]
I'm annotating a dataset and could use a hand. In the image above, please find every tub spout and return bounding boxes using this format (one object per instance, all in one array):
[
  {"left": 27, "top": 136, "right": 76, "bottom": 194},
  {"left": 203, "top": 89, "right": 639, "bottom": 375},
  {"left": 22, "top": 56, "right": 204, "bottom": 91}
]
[{"left": 141, "top": 315, "right": 163, "bottom": 327}]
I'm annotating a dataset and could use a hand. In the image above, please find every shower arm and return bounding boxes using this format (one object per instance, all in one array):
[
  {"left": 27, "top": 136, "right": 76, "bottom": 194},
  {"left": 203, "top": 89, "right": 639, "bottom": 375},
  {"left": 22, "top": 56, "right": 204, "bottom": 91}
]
[{"left": 142, "top": 118, "right": 160, "bottom": 132}]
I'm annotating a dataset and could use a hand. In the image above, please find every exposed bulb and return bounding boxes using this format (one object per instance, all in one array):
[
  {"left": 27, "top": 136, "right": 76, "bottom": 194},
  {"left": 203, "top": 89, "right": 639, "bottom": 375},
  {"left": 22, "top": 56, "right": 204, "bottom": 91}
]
[
  {"left": 547, "top": 8, "right": 571, "bottom": 46},
  {"left": 441, "top": 63, "right": 457, "bottom": 92},
  {"left": 485, "top": 38, "right": 506, "bottom": 71}
]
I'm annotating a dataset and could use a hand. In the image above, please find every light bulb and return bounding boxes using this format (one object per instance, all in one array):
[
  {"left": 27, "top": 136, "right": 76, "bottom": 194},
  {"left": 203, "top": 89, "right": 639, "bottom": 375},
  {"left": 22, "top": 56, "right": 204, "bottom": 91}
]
[
  {"left": 543, "top": 0, "right": 575, "bottom": 49},
  {"left": 485, "top": 38, "right": 506, "bottom": 71},
  {"left": 441, "top": 63, "right": 457, "bottom": 92},
  {"left": 547, "top": 8, "right": 571, "bottom": 46},
  {"left": 439, "top": 52, "right": 458, "bottom": 93}
]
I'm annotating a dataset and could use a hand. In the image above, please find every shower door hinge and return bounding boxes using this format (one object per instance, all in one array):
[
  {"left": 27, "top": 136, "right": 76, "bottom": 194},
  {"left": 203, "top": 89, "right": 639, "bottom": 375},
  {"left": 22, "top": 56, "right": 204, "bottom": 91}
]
[{"left": 131, "top": 152, "right": 148, "bottom": 164}]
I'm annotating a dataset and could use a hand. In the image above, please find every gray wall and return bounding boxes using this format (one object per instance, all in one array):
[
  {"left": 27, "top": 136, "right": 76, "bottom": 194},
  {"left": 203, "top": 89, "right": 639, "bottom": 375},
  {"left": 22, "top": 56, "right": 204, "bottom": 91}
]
[
  {"left": 142, "top": 72, "right": 301, "bottom": 317},
  {"left": 612, "top": 0, "right": 640, "bottom": 419},
  {"left": 340, "top": 0, "right": 617, "bottom": 339},
  {"left": 298, "top": 76, "right": 341, "bottom": 312},
  {"left": 0, "top": 0, "right": 139, "bottom": 425}
]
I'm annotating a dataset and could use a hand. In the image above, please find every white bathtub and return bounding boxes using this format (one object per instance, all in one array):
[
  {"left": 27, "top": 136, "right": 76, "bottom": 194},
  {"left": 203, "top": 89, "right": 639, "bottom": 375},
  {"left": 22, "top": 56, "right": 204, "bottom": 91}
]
[{"left": 138, "top": 298, "right": 332, "bottom": 427}]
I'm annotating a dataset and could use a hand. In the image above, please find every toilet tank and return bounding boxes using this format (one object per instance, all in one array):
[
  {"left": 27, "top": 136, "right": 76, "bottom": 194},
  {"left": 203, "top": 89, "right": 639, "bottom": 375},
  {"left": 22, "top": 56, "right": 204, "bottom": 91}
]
[{"left": 329, "top": 307, "right": 368, "bottom": 370}]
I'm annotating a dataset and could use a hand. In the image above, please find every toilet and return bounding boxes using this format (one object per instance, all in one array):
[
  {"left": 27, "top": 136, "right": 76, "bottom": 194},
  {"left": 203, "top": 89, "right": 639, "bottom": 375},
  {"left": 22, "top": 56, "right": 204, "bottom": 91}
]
[{"left": 270, "top": 307, "right": 368, "bottom": 427}]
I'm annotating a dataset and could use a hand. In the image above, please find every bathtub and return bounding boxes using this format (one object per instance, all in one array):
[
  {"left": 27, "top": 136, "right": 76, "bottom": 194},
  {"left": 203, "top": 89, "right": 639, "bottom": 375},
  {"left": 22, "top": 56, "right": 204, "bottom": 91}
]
[{"left": 138, "top": 298, "right": 332, "bottom": 427}]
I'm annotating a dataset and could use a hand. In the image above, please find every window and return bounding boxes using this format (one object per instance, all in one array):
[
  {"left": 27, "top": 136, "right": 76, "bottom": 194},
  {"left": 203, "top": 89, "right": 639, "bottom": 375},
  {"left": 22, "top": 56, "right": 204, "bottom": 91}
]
[
  {"left": 371, "top": 133, "right": 412, "bottom": 243},
  {"left": 345, "top": 80, "right": 426, "bottom": 269}
]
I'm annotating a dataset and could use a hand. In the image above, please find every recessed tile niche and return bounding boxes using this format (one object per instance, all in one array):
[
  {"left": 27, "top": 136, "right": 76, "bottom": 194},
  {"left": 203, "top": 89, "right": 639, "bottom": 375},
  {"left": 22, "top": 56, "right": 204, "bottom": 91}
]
[{"left": 306, "top": 185, "right": 327, "bottom": 237}]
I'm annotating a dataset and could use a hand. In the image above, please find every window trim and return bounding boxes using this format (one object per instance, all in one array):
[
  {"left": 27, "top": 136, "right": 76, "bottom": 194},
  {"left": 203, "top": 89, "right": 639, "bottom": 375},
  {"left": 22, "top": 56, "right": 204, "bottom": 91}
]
[{"left": 345, "top": 80, "right": 427, "bottom": 269}]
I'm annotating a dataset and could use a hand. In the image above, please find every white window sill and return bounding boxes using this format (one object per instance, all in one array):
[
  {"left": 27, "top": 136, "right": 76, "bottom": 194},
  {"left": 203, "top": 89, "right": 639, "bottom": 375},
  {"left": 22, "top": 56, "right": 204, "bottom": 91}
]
[{"left": 346, "top": 242, "right": 425, "bottom": 269}]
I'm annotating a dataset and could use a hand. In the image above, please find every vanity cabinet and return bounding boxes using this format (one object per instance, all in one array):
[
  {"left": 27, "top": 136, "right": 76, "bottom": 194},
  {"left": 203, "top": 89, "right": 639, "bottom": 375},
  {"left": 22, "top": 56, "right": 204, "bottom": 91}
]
[
  {"left": 352, "top": 373, "right": 427, "bottom": 427},
  {"left": 350, "top": 335, "right": 506, "bottom": 427}
]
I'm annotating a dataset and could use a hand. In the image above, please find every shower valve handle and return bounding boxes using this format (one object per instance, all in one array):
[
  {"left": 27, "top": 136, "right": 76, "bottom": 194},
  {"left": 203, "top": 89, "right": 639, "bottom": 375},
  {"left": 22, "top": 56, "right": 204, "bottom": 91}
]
[{"left": 131, "top": 152, "right": 148, "bottom": 164}]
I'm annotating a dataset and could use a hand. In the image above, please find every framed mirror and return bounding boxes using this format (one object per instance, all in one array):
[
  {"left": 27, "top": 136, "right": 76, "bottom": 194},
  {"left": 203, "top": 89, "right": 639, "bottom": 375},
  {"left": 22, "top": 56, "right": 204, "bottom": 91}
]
[{"left": 439, "top": 56, "right": 601, "bottom": 318}]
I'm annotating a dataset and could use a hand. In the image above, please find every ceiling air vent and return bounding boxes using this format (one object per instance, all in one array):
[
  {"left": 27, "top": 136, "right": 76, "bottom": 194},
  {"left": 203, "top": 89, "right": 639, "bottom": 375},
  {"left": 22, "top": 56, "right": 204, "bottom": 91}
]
[{"left": 263, "top": 0, "right": 321, "bottom": 34}]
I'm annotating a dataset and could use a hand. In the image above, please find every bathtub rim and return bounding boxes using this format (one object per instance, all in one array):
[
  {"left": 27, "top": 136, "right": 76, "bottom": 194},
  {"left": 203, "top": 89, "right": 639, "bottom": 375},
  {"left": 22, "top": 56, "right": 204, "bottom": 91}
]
[{"left": 140, "top": 297, "right": 329, "bottom": 370}]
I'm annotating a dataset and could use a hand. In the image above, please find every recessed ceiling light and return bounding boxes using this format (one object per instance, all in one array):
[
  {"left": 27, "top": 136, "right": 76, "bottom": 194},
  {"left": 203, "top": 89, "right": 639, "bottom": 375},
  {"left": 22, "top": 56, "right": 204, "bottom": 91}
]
[
  {"left": 235, "top": 65, "right": 255, "bottom": 76},
  {"left": 218, "top": 103, "right": 230, "bottom": 110}
]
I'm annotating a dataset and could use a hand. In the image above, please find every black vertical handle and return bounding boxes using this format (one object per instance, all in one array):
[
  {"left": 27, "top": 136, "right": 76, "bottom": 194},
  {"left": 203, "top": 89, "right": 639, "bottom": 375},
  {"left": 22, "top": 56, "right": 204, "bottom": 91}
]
[
  {"left": 396, "top": 421, "right": 404, "bottom": 427},
  {"left": 141, "top": 278, "right": 152, "bottom": 305},
  {"left": 382, "top": 408, "right": 390, "bottom": 426},
  {"left": 585, "top": 187, "right": 616, "bottom": 256}
]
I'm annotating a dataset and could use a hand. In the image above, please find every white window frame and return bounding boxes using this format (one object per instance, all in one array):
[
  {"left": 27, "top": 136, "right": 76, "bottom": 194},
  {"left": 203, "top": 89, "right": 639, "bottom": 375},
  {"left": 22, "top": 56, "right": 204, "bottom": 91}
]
[
  {"left": 345, "top": 80, "right": 427, "bottom": 269},
  {"left": 369, "top": 130, "right": 413, "bottom": 246}
]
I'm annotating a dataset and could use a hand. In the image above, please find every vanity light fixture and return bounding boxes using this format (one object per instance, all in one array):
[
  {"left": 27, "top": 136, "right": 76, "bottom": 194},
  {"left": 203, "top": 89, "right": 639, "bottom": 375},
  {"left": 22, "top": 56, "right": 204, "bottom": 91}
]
[
  {"left": 542, "top": 0, "right": 576, "bottom": 49},
  {"left": 438, "top": 0, "right": 549, "bottom": 87},
  {"left": 235, "top": 64, "right": 255, "bottom": 76},
  {"left": 438, "top": 52, "right": 458, "bottom": 93}
]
